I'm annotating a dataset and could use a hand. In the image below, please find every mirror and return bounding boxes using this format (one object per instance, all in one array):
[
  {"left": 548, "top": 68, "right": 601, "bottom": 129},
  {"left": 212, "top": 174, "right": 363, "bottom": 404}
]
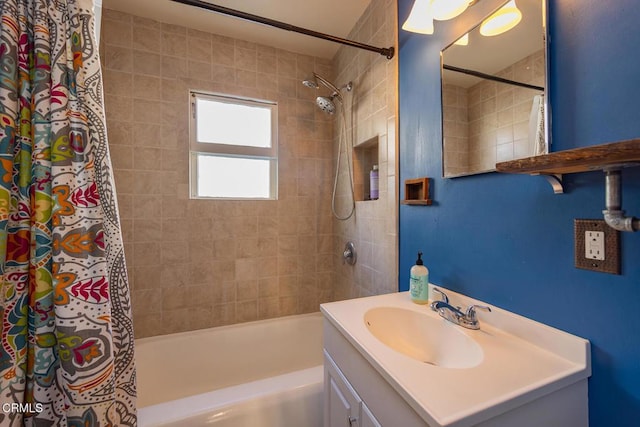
[{"left": 441, "top": 0, "right": 547, "bottom": 178}]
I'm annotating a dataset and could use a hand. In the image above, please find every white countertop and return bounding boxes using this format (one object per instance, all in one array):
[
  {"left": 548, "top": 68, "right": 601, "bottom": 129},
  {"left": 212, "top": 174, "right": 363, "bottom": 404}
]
[{"left": 320, "top": 288, "right": 591, "bottom": 427}]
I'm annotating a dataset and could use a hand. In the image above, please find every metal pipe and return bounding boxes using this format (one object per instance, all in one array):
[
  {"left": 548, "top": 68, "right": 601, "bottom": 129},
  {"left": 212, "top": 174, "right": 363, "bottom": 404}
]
[
  {"left": 602, "top": 169, "right": 639, "bottom": 232},
  {"left": 443, "top": 64, "right": 544, "bottom": 91},
  {"left": 604, "top": 169, "right": 622, "bottom": 210},
  {"left": 169, "top": 0, "right": 395, "bottom": 59}
]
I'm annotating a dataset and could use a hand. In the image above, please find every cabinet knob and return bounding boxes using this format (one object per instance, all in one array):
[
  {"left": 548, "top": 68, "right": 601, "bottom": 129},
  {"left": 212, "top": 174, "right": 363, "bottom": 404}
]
[{"left": 348, "top": 416, "right": 358, "bottom": 426}]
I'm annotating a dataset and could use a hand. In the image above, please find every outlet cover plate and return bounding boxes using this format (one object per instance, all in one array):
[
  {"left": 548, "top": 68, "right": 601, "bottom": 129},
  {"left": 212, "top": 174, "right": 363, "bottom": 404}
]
[{"left": 574, "top": 219, "right": 620, "bottom": 274}]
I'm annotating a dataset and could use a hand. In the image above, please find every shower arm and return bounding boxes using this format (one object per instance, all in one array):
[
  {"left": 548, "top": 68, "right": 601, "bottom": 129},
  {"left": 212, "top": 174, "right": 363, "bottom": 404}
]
[
  {"left": 169, "top": 0, "right": 395, "bottom": 59},
  {"left": 315, "top": 74, "right": 341, "bottom": 96}
]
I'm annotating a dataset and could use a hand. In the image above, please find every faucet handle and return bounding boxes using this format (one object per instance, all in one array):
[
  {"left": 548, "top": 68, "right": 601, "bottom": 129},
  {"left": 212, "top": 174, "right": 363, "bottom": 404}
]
[
  {"left": 465, "top": 305, "right": 491, "bottom": 322},
  {"left": 431, "top": 287, "right": 449, "bottom": 304},
  {"left": 430, "top": 288, "right": 449, "bottom": 312}
]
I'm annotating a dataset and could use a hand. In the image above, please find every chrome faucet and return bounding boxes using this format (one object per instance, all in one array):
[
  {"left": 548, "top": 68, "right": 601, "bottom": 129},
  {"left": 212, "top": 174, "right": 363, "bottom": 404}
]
[
  {"left": 431, "top": 287, "right": 449, "bottom": 304},
  {"left": 430, "top": 288, "right": 491, "bottom": 330}
]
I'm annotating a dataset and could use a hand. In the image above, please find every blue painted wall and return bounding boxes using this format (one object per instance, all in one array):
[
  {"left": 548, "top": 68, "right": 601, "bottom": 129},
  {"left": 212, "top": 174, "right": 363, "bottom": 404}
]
[{"left": 397, "top": 0, "right": 640, "bottom": 425}]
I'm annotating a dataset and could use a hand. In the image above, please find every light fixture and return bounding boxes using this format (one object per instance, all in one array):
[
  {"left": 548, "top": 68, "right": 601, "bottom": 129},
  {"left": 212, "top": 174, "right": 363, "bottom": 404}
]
[
  {"left": 480, "top": 0, "right": 522, "bottom": 36},
  {"left": 454, "top": 33, "right": 469, "bottom": 46},
  {"left": 401, "top": 0, "right": 434, "bottom": 35},
  {"left": 431, "top": 0, "right": 471, "bottom": 21}
]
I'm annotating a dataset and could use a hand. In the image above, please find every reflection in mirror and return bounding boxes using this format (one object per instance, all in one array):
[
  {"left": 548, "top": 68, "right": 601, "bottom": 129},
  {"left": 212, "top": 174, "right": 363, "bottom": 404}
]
[{"left": 442, "top": 0, "right": 547, "bottom": 178}]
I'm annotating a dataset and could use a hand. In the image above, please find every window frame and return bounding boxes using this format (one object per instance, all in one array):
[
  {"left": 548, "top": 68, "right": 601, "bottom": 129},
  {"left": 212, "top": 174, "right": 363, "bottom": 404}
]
[{"left": 189, "top": 91, "right": 278, "bottom": 200}]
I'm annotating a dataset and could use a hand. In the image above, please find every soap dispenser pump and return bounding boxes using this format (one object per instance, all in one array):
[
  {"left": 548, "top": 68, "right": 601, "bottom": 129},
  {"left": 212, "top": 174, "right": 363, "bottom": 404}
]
[{"left": 410, "top": 252, "right": 429, "bottom": 304}]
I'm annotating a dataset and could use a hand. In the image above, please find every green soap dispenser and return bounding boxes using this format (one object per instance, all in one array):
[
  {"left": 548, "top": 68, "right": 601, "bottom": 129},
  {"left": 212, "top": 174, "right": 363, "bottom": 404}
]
[{"left": 410, "top": 252, "right": 429, "bottom": 304}]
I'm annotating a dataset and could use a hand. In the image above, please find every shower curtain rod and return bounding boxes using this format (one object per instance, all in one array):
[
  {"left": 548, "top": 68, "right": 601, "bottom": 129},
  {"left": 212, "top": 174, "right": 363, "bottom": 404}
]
[
  {"left": 169, "top": 0, "right": 395, "bottom": 59},
  {"left": 443, "top": 64, "right": 544, "bottom": 92}
]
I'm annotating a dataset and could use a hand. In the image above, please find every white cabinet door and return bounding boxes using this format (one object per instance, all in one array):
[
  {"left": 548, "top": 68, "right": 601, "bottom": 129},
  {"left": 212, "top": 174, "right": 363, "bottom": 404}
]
[
  {"left": 327, "top": 376, "right": 356, "bottom": 427},
  {"left": 360, "top": 404, "right": 382, "bottom": 427},
  {"left": 325, "top": 353, "right": 361, "bottom": 427}
]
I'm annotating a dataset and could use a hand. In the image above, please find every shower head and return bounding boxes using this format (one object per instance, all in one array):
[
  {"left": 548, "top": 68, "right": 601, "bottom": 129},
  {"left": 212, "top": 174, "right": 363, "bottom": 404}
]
[
  {"left": 302, "top": 76, "right": 319, "bottom": 89},
  {"left": 302, "top": 72, "right": 338, "bottom": 93},
  {"left": 316, "top": 96, "right": 337, "bottom": 115},
  {"left": 302, "top": 72, "right": 353, "bottom": 114}
]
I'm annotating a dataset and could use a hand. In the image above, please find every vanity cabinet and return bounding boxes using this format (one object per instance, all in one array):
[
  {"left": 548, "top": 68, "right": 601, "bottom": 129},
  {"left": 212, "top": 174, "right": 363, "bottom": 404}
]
[{"left": 321, "top": 291, "right": 590, "bottom": 427}]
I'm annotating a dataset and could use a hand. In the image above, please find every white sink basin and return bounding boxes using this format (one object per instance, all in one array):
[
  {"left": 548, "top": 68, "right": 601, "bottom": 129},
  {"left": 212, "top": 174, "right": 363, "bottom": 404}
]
[{"left": 364, "top": 306, "right": 483, "bottom": 369}]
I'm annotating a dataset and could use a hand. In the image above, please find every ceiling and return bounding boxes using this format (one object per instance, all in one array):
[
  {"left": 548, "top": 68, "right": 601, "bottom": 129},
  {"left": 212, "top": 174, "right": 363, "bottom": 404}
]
[{"left": 102, "top": 0, "right": 371, "bottom": 59}]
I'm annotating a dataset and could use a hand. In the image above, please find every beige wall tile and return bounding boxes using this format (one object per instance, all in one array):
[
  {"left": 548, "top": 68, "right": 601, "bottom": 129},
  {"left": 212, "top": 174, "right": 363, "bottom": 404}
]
[
  {"left": 104, "top": 95, "right": 133, "bottom": 122},
  {"left": 258, "top": 297, "right": 280, "bottom": 319},
  {"left": 162, "top": 308, "right": 190, "bottom": 334},
  {"left": 258, "top": 277, "right": 279, "bottom": 298},
  {"left": 235, "top": 258, "right": 258, "bottom": 281},
  {"left": 109, "top": 144, "right": 133, "bottom": 169},
  {"left": 212, "top": 281, "right": 236, "bottom": 303},
  {"left": 132, "top": 15, "right": 160, "bottom": 30},
  {"left": 162, "top": 32, "right": 187, "bottom": 57},
  {"left": 211, "top": 65, "right": 236, "bottom": 84},
  {"left": 161, "top": 56, "right": 188, "bottom": 79},
  {"left": 236, "top": 280, "right": 258, "bottom": 301},
  {"left": 212, "top": 43, "right": 235, "bottom": 67},
  {"left": 258, "top": 257, "right": 278, "bottom": 278},
  {"left": 133, "top": 75, "right": 162, "bottom": 100},
  {"left": 133, "top": 51, "right": 161, "bottom": 77},
  {"left": 188, "top": 37, "right": 212, "bottom": 62},
  {"left": 279, "top": 296, "right": 298, "bottom": 316},
  {"left": 104, "top": 45, "right": 133, "bottom": 72},
  {"left": 236, "top": 300, "right": 258, "bottom": 323},
  {"left": 235, "top": 47, "right": 257, "bottom": 71},
  {"left": 133, "top": 26, "right": 161, "bottom": 53},
  {"left": 102, "top": 19, "right": 132, "bottom": 47},
  {"left": 133, "top": 99, "right": 163, "bottom": 124},
  {"left": 212, "top": 303, "right": 236, "bottom": 327}
]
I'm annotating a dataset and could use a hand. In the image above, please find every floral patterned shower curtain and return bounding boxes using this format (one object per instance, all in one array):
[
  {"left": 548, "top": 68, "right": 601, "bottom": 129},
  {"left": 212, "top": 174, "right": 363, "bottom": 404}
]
[{"left": 0, "top": 0, "right": 136, "bottom": 425}]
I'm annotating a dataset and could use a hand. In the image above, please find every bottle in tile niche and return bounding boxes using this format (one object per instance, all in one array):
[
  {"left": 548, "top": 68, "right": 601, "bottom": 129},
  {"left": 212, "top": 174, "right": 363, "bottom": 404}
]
[
  {"left": 369, "top": 165, "right": 379, "bottom": 200},
  {"left": 410, "top": 252, "right": 429, "bottom": 304}
]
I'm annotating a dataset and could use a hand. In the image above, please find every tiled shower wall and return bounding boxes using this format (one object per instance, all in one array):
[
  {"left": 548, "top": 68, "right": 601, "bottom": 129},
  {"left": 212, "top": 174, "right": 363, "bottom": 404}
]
[
  {"left": 442, "top": 84, "right": 470, "bottom": 176},
  {"left": 100, "top": 9, "right": 335, "bottom": 338},
  {"left": 332, "top": 0, "right": 398, "bottom": 300},
  {"left": 442, "top": 50, "right": 545, "bottom": 175},
  {"left": 467, "top": 49, "right": 545, "bottom": 171}
]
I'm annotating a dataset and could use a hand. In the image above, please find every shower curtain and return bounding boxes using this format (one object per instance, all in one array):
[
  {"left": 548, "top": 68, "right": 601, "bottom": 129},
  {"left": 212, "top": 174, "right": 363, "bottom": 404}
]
[{"left": 0, "top": 0, "right": 136, "bottom": 425}]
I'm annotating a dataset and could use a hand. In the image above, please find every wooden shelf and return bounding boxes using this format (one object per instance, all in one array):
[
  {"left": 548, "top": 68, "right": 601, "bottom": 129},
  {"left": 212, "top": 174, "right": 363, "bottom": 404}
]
[
  {"left": 496, "top": 139, "right": 640, "bottom": 175},
  {"left": 401, "top": 200, "right": 433, "bottom": 205},
  {"left": 403, "top": 177, "right": 432, "bottom": 205}
]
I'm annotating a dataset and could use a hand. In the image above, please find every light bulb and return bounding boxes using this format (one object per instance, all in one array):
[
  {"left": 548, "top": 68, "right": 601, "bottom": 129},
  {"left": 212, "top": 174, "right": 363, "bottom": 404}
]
[
  {"left": 431, "top": 0, "right": 470, "bottom": 21},
  {"left": 480, "top": 0, "right": 522, "bottom": 37},
  {"left": 402, "top": 0, "right": 434, "bottom": 34}
]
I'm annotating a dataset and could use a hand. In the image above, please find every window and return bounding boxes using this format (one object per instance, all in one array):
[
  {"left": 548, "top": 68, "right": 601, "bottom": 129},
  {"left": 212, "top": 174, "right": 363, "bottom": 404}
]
[{"left": 189, "top": 91, "right": 278, "bottom": 199}]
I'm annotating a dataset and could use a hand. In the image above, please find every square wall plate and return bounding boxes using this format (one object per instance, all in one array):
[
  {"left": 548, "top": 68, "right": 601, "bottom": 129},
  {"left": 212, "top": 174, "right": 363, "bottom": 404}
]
[{"left": 574, "top": 219, "right": 620, "bottom": 274}]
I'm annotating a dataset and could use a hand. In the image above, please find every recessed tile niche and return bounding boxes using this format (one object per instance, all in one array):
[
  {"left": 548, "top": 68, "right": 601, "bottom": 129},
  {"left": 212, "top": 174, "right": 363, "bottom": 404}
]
[{"left": 353, "top": 136, "right": 379, "bottom": 201}]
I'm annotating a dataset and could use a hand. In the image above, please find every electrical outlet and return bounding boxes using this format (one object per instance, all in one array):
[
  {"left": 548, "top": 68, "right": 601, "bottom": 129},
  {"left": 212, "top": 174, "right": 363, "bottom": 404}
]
[
  {"left": 575, "top": 219, "right": 620, "bottom": 274},
  {"left": 585, "top": 231, "right": 605, "bottom": 260}
]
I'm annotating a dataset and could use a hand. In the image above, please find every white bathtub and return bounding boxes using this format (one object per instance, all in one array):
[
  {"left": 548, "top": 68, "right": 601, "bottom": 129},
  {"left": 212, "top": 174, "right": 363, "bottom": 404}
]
[{"left": 136, "top": 312, "right": 324, "bottom": 426}]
